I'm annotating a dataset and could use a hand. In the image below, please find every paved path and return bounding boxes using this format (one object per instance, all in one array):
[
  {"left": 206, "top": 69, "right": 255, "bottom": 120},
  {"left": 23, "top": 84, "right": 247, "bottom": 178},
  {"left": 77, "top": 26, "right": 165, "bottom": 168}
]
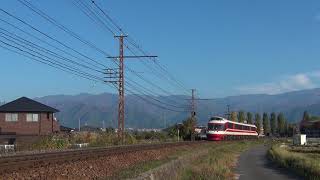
[{"left": 235, "top": 145, "right": 302, "bottom": 180}]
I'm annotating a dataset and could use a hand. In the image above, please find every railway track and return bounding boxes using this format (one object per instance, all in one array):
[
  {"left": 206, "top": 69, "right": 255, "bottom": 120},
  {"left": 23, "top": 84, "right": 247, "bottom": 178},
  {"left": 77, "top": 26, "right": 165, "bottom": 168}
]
[{"left": 0, "top": 141, "right": 205, "bottom": 175}]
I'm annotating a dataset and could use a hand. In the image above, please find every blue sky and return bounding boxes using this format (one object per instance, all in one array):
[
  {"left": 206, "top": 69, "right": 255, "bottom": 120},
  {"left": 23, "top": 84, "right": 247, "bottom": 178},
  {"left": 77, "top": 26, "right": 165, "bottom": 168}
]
[{"left": 0, "top": 0, "right": 320, "bottom": 101}]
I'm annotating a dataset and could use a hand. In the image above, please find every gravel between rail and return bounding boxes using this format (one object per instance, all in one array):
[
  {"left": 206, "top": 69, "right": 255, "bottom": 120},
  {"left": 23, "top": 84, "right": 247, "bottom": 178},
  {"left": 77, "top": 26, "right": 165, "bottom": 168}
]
[{"left": 0, "top": 141, "right": 207, "bottom": 179}]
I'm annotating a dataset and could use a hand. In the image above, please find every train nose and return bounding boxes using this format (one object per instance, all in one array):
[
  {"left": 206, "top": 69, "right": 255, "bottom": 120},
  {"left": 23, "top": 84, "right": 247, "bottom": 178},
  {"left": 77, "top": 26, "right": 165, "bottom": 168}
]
[{"left": 206, "top": 133, "right": 224, "bottom": 141}]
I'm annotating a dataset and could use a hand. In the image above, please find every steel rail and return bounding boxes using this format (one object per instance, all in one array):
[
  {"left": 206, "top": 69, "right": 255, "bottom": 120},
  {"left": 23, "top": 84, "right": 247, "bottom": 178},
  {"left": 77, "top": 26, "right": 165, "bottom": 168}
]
[{"left": 0, "top": 141, "right": 206, "bottom": 174}]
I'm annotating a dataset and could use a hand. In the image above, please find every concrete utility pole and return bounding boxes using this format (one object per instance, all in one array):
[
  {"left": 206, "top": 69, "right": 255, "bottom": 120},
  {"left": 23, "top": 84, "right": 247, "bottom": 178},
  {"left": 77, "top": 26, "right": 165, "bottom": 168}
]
[
  {"left": 186, "top": 89, "right": 214, "bottom": 141},
  {"left": 106, "top": 35, "right": 157, "bottom": 143},
  {"left": 191, "top": 89, "right": 196, "bottom": 141},
  {"left": 163, "top": 112, "right": 167, "bottom": 129},
  {"left": 191, "top": 89, "right": 196, "bottom": 118},
  {"left": 78, "top": 118, "right": 81, "bottom": 132},
  {"left": 225, "top": 105, "right": 231, "bottom": 120}
]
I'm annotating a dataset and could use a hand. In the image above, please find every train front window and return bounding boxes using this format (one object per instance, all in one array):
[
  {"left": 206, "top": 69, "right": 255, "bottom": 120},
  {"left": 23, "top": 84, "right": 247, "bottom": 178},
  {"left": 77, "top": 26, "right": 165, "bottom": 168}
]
[
  {"left": 210, "top": 117, "right": 222, "bottom": 120},
  {"left": 208, "top": 124, "right": 225, "bottom": 131}
]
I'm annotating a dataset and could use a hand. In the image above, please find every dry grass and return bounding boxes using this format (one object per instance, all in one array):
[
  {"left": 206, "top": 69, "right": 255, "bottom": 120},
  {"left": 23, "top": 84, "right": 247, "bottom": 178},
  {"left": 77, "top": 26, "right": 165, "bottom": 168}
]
[
  {"left": 178, "top": 140, "right": 262, "bottom": 180},
  {"left": 268, "top": 144, "right": 320, "bottom": 180}
]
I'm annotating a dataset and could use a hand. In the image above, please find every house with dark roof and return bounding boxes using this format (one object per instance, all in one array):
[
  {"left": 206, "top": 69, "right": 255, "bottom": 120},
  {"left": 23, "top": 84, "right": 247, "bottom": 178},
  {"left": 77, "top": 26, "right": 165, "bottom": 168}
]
[{"left": 0, "top": 97, "right": 60, "bottom": 135}]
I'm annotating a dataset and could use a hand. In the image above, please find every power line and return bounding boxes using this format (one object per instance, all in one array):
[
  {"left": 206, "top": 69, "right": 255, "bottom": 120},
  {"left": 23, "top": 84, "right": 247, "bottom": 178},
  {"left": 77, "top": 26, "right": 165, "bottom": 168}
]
[
  {"left": 0, "top": 38, "right": 184, "bottom": 113},
  {"left": 89, "top": 0, "right": 190, "bottom": 94},
  {"left": 0, "top": 18, "right": 105, "bottom": 70},
  {"left": 0, "top": 28, "right": 105, "bottom": 74},
  {"left": 19, "top": 0, "right": 185, "bottom": 102},
  {"left": 78, "top": 0, "right": 190, "bottom": 96},
  {"left": 0, "top": 4, "right": 188, "bottom": 117},
  {"left": 0, "top": 8, "right": 108, "bottom": 68}
]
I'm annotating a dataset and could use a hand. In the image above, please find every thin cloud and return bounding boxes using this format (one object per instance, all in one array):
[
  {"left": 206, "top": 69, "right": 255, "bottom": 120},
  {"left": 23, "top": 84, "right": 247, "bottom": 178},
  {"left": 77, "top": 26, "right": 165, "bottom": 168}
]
[{"left": 236, "top": 73, "right": 317, "bottom": 95}]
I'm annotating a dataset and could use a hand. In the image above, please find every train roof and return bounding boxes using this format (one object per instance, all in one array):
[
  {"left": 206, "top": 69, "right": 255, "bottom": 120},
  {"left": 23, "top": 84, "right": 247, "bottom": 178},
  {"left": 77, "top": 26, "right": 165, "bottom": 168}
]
[{"left": 208, "top": 116, "right": 257, "bottom": 127}]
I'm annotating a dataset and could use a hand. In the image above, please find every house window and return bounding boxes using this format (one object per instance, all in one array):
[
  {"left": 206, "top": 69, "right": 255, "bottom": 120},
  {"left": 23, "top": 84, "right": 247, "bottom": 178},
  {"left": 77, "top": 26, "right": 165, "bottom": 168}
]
[
  {"left": 5, "top": 113, "right": 18, "bottom": 122},
  {"left": 26, "top": 114, "right": 39, "bottom": 122}
]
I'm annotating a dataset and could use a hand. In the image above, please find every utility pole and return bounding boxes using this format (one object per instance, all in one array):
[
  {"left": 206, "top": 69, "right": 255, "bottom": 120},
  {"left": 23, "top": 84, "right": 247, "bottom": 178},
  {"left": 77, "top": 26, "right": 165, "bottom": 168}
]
[
  {"left": 225, "top": 105, "right": 231, "bottom": 120},
  {"left": 78, "top": 118, "right": 81, "bottom": 132},
  {"left": 186, "top": 89, "right": 214, "bottom": 141},
  {"left": 163, "top": 112, "right": 166, "bottom": 129},
  {"left": 190, "top": 89, "right": 196, "bottom": 141},
  {"left": 106, "top": 35, "right": 157, "bottom": 143},
  {"left": 191, "top": 89, "right": 196, "bottom": 118}
]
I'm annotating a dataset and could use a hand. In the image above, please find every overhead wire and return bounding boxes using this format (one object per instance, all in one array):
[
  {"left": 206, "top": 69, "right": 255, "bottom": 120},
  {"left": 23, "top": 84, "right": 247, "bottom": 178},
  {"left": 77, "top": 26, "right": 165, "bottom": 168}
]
[
  {"left": 90, "top": 0, "right": 190, "bottom": 95},
  {"left": 71, "top": 0, "right": 189, "bottom": 104},
  {"left": 0, "top": 0, "right": 190, "bottom": 112}
]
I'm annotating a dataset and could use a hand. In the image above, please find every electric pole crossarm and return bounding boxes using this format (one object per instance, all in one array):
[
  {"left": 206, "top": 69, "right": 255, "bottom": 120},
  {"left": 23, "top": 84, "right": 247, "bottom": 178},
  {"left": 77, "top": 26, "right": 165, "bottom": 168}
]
[
  {"left": 104, "top": 35, "right": 157, "bottom": 144},
  {"left": 107, "top": 56, "right": 158, "bottom": 59}
]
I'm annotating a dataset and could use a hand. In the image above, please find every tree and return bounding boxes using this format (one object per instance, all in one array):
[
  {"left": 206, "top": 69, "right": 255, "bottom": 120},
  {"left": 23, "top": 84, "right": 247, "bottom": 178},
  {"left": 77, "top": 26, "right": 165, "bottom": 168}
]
[
  {"left": 255, "top": 113, "right": 261, "bottom": 135},
  {"left": 238, "top": 111, "right": 246, "bottom": 123},
  {"left": 247, "top": 112, "right": 253, "bottom": 124},
  {"left": 231, "top": 112, "right": 237, "bottom": 122},
  {"left": 180, "top": 117, "right": 197, "bottom": 140},
  {"left": 302, "top": 111, "right": 310, "bottom": 122},
  {"left": 277, "top": 113, "right": 286, "bottom": 136},
  {"left": 262, "top": 113, "right": 270, "bottom": 135},
  {"left": 270, "top": 112, "right": 277, "bottom": 135}
]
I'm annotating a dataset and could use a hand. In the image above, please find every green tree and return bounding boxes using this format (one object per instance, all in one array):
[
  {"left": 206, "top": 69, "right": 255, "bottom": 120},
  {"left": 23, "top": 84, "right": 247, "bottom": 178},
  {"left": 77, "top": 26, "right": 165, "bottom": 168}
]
[
  {"left": 262, "top": 113, "right": 270, "bottom": 135},
  {"left": 238, "top": 111, "right": 246, "bottom": 123},
  {"left": 231, "top": 112, "right": 237, "bottom": 122},
  {"left": 247, "top": 112, "right": 253, "bottom": 124},
  {"left": 277, "top": 113, "right": 286, "bottom": 136},
  {"left": 302, "top": 111, "right": 310, "bottom": 122},
  {"left": 255, "top": 113, "right": 261, "bottom": 135},
  {"left": 270, "top": 112, "right": 277, "bottom": 135},
  {"left": 180, "top": 117, "right": 197, "bottom": 140}
]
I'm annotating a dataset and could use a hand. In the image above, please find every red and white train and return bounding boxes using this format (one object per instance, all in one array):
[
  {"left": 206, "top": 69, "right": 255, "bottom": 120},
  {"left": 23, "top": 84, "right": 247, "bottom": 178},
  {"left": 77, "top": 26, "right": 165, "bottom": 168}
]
[{"left": 206, "top": 116, "right": 258, "bottom": 141}]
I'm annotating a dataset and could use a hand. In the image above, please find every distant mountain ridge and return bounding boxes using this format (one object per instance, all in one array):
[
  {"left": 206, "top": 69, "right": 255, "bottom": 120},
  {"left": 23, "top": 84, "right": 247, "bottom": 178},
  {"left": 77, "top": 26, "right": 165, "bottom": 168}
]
[{"left": 35, "top": 88, "right": 320, "bottom": 128}]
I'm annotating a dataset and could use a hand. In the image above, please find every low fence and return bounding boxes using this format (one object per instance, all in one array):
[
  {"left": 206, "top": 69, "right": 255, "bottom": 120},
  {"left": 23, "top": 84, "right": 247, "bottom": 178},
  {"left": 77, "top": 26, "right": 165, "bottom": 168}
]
[{"left": 0, "top": 144, "right": 15, "bottom": 154}]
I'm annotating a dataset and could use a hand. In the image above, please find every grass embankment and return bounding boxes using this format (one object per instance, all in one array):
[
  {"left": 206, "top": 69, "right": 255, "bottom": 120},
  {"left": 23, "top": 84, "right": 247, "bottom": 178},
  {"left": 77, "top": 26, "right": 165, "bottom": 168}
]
[
  {"left": 268, "top": 144, "right": 320, "bottom": 180},
  {"left": 114, "top": 140, "right": 262, "bottom": 180},
  {"left": 179, "top": 140, "right": 262, "bottom": 180},
  {"left": 21, "top": 131, "right": 175, "bottom": 151},
  {"left": 111, "top": 145, "right": 202, "bottom": 179}
]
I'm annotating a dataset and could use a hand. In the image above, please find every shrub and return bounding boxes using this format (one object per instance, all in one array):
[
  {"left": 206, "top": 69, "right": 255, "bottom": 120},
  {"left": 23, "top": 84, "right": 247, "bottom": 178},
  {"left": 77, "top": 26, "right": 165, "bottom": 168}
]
[
  {"left": 32, "top": 135, "right": 69, "bottom": 150},
  {"left": 268, "top": 145, "right": 320, "bottom": 179}
]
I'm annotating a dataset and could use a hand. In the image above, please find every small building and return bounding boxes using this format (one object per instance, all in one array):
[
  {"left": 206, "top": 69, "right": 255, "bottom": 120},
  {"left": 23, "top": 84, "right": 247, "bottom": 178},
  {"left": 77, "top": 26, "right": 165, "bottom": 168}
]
[
  {"left": 300, "top": 119, "right": 320, "bottom": 138},
  {"left": 0, "top": 97, "right": 60, "bottom": 135},
  {"left": 293, "top": 134, "right": 307, "bottom": 145}
]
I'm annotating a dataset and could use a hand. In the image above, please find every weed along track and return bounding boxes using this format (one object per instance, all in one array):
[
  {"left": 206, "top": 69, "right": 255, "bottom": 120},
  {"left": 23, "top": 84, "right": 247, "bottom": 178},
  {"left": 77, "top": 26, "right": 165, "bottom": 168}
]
[{"left": 0, "top": 141, "right": 207, "bottom": 179}]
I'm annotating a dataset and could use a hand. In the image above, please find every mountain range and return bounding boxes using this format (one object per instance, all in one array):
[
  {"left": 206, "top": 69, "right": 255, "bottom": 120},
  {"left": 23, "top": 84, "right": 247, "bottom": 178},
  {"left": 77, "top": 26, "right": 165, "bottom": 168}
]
[{"left": 34, "top": 88, "right": 320, "bottom": 129}]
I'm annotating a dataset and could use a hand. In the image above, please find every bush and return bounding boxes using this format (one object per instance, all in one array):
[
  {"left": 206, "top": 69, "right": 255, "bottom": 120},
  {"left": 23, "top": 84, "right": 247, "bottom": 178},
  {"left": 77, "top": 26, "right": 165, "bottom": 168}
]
[
  {"left": 268, "top": 145, "right": 320, "bottom": 179},
  {"left": 32, "top": 135, "right": 69, "bottom": 150}
]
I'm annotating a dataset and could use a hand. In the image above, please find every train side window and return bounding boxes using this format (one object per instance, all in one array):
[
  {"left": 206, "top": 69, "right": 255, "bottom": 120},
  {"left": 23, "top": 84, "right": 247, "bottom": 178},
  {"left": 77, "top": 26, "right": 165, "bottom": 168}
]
[{"left": 230, "top": 123, "right": 233, "bottom": 129}]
